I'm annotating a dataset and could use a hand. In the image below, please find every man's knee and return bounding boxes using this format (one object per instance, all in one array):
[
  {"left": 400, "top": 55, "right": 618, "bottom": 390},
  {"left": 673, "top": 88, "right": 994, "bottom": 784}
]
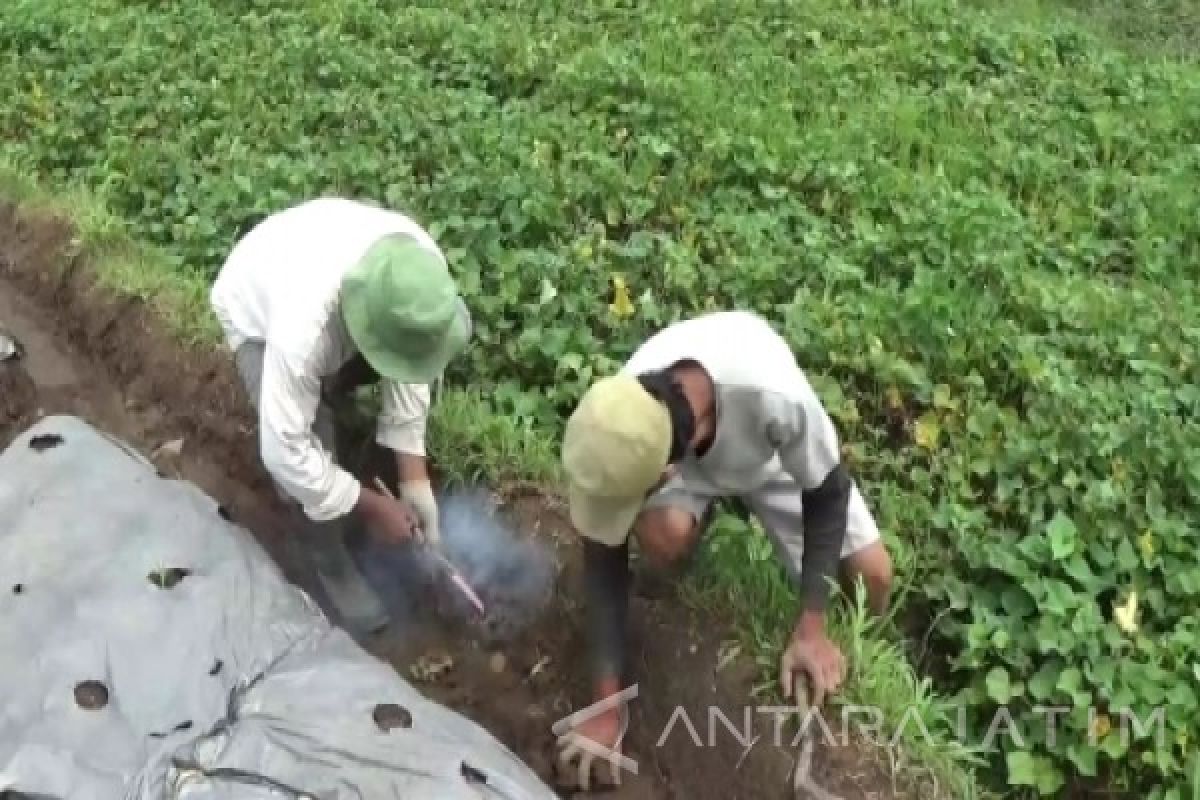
[
  {"left": 633, "top": 507, "right": 700, "bottom": 569},
  {"left": 841, "top": 541, "right": 893, "bottom": 614}
]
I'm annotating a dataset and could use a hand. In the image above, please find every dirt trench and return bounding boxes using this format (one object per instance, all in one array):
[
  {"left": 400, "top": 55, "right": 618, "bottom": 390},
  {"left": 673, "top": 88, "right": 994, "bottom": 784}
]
[{"left": 0, "top": 201, "right": 909, "bottom": 800}]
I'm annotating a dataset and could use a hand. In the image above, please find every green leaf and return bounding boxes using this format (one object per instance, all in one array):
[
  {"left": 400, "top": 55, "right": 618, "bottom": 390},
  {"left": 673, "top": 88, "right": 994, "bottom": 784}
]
[
  {"left": 1068, "top": 742, "right": 1099, "bottom": 777},
  {"left": 1047, "top": 512, "right": 1076, "bottom": 560},
  {"left": 1041, "top": 580, "right": 1076, "bottom": 616},
  {"left": 1006, "top": 751, "right": 1038, "bottom": 786},
  {"left": 1036, "top": 761, "right": 1066, "bottom": 795},
  {"left": 1063, "top": 554, "right": 1101, "bottom": 590},
  {"left": 1167, "top": 683, "right": 1197, "bottom": 710},
  {"left": 1090, "top": 542, "right": 1116, "bottom": 569},
  {"left": 1056, "top": 667, "right": 1082, "bottom": 695},
  {"left": 558, "top": 352, "right": 583, "bottom": 373},
  {"left": 1000, "top": 586, "right": 1035, "bottom": 617},
  {"left": 1087, "top": 659, "right": 1117, "bottom": 691},
  {"left": 1100, "top": 729, "right": 1130, "bottom": 759},
  {"left": 1006, "top": 751, "right": 1063, "bottom": 793},
  {"left": 1028, "top": 662, "right": 1059, "bottom": 700},
  {"left": 987, "top": 666, "right": 1013, "bottom": 704},
  {"left": 1055, "top": 667, "right": 1090, "bottom": 706},
  {"left": 1035, "top": 617, "right": 1065, "bottom": 654},
  {"left": 1117, "top": 538, "right": 1138, "bottom": 571}
]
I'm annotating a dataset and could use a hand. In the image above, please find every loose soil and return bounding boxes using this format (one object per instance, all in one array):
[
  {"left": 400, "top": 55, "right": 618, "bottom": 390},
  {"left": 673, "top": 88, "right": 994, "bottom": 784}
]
[{"left": 0, "top": 201, "right": 920, "bottom": 800}]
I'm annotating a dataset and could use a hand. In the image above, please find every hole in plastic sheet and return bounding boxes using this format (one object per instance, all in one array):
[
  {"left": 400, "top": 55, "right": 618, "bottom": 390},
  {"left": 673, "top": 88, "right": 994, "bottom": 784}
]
[
  {"left": 12, "top": 583, "right": 23, "bottom": 594},
  {"left": 74, "top": 680, "right": 109, "bottom": 710},
  {"left": 29, "top": 433, "right": 64, "bottom": 452},
  {"left": 372, "top": 703, "right": 413, "bottom": 731},
  {"left": 461, "top": 762, "right": 487, "bottom": 784},
  {"left": 209, "top": 659, "right": 223, "bottom": 676},
  {"left": 147, "top": 567, "right": 191, "bottom": 589},
  {"left": 217, "top": 505, "right": 232, "bottom": 521}
]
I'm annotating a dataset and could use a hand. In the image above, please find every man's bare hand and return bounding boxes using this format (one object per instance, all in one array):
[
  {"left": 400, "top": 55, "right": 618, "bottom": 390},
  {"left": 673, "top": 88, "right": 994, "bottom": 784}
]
[
  {"left": 780, "top": 629, "right": 846, "bottom": 708},
  {"left": 555, "top": 706, "right": 627, "bottom": 791}
]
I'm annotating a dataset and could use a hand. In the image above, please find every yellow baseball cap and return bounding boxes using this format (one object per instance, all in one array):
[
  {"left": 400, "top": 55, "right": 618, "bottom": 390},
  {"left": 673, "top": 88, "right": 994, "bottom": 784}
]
[{"left": 561, "top": 374, "right": 672, "bottom": 546}]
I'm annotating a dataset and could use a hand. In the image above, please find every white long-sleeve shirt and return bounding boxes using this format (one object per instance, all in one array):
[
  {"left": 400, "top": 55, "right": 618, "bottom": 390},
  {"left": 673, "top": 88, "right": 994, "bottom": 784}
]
[{"left": 210, "top": 197, "right": 443, "bottom": 522}]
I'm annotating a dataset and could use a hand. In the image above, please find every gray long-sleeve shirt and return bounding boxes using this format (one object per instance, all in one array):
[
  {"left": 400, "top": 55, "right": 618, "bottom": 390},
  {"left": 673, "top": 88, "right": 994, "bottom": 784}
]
[{"left": 584, "top": 311, "right": 856, "bottom": 684}]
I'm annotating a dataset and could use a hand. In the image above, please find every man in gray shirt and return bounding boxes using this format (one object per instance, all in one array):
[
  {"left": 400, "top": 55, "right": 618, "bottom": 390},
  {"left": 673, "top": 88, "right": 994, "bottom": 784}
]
[{"left": 555, "top": 311, "right": 893, "bottom": 790}]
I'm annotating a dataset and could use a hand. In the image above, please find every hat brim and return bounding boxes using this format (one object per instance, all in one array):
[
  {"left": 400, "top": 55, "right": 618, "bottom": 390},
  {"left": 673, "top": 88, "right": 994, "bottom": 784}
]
[
  {"left": 567, "top": 480, "right": 643, "bottom": 548},
  {"left": 345, "top": 299, "right": 470, "bottom": 385}
]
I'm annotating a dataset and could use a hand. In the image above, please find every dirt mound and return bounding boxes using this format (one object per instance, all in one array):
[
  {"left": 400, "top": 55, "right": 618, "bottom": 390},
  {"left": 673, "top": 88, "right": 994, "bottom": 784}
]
[
  {"left": 0, "top": 200, "right": 907, "bottom": 800},
  {"left": 0, "top": 357, "right": 36, "bottom": 443}
]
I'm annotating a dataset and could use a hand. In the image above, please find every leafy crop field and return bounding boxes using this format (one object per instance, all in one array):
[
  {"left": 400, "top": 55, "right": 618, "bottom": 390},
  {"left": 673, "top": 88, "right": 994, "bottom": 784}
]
[{"left": 3, "top": 0, "right": 1199, "bottom": 796}]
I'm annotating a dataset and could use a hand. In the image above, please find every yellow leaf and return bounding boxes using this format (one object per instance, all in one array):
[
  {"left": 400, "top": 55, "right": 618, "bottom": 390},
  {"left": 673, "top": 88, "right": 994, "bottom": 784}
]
[
  {"left": 609, "top": 274, "right": 635, "bottom": 319},
  {"left": 933, "top": 383, "right": 955, "bottom": 410},
  {"left": 884, "top": 386, "right": 904, "bottom": 412},
  {"left": 1138, "top": 531, "right": 1155, "bottom": 560},
  {"left": 914, "top": 413, "right": 941, "bottom": 450},
  {"left": 1114, "top": 591, "right": 1138, "bottom": 635},
  {"left": 1090, "top": 714, "right": 1112, "bottom": 739}
]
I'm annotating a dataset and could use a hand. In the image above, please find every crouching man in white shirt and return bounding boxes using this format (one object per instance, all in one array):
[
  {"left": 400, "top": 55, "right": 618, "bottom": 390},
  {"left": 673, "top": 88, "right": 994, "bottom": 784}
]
[
  {"left": 210, "top": 197, "right": 471, "bottom": 635},
  {"left": 555, "top": 311, "right": 894, "bottom": 790}
]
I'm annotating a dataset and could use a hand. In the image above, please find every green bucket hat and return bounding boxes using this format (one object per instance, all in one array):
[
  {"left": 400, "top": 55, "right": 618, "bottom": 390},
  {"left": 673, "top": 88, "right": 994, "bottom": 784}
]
[{"left": 339, "top": 233, "right": 470, "bottom": 385}]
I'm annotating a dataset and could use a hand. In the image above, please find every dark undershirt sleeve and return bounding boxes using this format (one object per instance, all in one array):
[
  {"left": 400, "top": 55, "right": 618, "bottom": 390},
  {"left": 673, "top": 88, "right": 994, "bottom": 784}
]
[
  {"left": 798, "top": 463, "right": 851, "bottom": 612},
  {"left": 767, "top": 386, "right": 853, "bottom": 615},
  {"left": 582, "top": 537, "right": 632, "bottom": 685}
]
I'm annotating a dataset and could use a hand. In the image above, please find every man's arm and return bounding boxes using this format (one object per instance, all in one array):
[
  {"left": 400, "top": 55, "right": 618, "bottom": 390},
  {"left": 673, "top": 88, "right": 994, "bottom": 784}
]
[
  {"left": 766, "top": 388, "right": 852, "bottom": 620},
  {"left": 765, "top": 385, "right": 853, "bottom": 703},
  {"left": 378, "top": 380, "right": 442, "bottom": 539},
  {"left": 377, "top": 380, "right": 432, "bottom": 460},
  {"left": 258, "top": 343, "right": 362, "bottom": 520},
  {"left": 796, "top": 464, "right": 852, "bottom": 614},
  {"left": 396, "top": 452, "right": 430, "bottom": 482},
  {"left": 582, "top": 538, "right": 632, "bottom": 698}
]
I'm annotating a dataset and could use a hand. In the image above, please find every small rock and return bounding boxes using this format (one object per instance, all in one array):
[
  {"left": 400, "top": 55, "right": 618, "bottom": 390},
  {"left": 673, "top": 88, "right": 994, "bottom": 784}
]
[
  {"left": 409, "top": 650, "right": 455, "bottom": 683},
  {"left": 715, "top": 641, "right": 742, "bottom": 673},
  {"left": 529, "top": 654, "right": 552, "bottom": 679},
  {"left": 489, "top": 652, "right": 507, "bottom": 673},
  {"left": 152, "top": 438, "right": 185, "bottom": 460},
  {"left": 0, "top": 329, "right": 21, "bottom": 361}
]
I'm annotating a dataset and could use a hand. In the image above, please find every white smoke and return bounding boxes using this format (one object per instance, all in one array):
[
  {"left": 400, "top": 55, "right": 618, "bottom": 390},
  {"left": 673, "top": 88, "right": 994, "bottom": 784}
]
[{"left": 357, "top": 488, "right": 557, "bottom": 642}]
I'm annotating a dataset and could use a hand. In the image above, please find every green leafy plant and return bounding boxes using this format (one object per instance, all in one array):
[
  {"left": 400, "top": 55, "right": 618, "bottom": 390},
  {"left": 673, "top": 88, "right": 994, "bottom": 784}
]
[{"left": 1, "top": 0, "right": 1198, "bottom": 795}]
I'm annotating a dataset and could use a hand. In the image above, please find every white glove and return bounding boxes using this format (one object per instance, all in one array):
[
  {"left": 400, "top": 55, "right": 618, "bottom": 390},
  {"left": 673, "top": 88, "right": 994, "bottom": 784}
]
[{"left": 398, "top": 480, "right": 440, "bottom": 545}]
